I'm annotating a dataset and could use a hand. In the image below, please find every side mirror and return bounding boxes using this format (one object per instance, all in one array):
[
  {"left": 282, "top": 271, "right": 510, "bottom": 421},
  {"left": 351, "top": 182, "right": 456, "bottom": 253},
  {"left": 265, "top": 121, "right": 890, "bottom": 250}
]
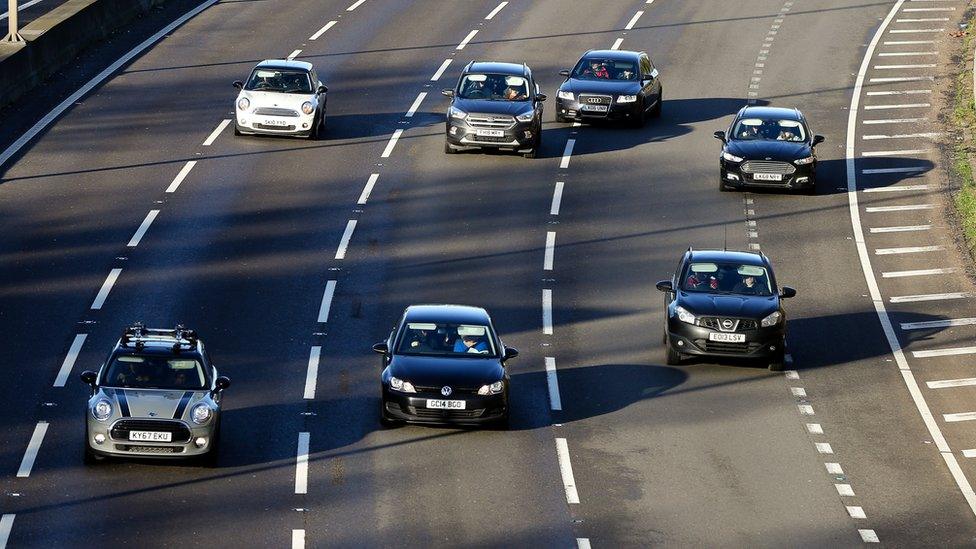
[
  {"left": 812, "top": 134, "right": 825, "bottom": 146},
  {"left": 233, "top": 80, "right": 243, "bottom": 90},
  {"left": 780, "top": 286, "right": 797, "bottom": 299},
  {"left": 80, "top": 370, "right": 97, "bottom": 387},
  {"left": 503, "top": 347, "right": 519, "bottom": 361},
  {"left": 558, "top": 69, "right": 571, "bottom": 77},
  {"left": 317, "top": 84, "right": 328, "bottom": 94},
  {"left": 372, "top": 342, "right": 389, "bottom": 354},
  {"left": 655, "top": 280, "right": 673, "bottom": 293},
  {"left": 441, "top": 89, "right": 454, "bottom": 98},
  {"left": 214, "top": 376, "right": 231, "bottom": 392},
  {"left": 713, "top": 130, "right": 726, "bottom": 142},
  {"left": 536, "top": 93, "right": 547, "bottom": 102}
]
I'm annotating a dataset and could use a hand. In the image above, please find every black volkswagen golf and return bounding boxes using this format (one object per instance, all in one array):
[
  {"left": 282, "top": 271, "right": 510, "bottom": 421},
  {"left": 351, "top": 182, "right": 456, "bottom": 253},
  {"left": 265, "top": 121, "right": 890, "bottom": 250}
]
[
  {"left": 656, "top": 249, "right": 796, "bottom": 371},
  {"left": 555, "top": 49, "right": 663, "bottom": 127},
  {"left": 374, "top": 305, "right": 518, "bottom": 427},
  {"left": 715, "top": 106, "right": 825, "bottom": 194},
  {"left": 442, "top": 61, "right": 546, "bottom": 158}
]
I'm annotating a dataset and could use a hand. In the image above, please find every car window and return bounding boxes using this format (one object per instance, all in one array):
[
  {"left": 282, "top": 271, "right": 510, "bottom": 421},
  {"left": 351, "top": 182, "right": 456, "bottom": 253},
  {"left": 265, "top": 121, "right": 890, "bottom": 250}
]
[
  {"left": 572, "top": 58, "right": 639, "bottom": 81},
  {"left": 458, "top": 73, "right": 529, "bottom": 101},
  {"left": 397, "top": 322, "right": 498, "bottom": 357},
  {"left": 245, "top": 68, "right": 313, "bottom": 93},
  {"left": 731, "top": 118, "right": 807, "bottom": 142},
  {"left": 640, "top": 56, "right": 652, "bottom": 77},
  {"left": 104, "top": 355, "right": 207, "bottom": 389},
  {"left": 681, "top": 262, "right": 773, "bottom": 296}
]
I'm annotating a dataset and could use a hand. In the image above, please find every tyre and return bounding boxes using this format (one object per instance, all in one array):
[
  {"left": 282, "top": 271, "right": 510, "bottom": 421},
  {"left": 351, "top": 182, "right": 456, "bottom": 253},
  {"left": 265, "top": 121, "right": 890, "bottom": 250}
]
[
  {"left": 233, "top": 124, "right": 243, "bottom": 136},
  {"left": 523, "top": 133, "right": 541, "bottom": 159},
  {"left": 379, "top": 401, "right": 402, "bottom": 428},
  {"left": 719, "top": 177, "right": 731, "bottom": 192},
  {"left": 665, "top": 341, "right": 683, "bottom": 365},
  {"left": 767, "top": 352, "right": 786, "bottom": 372},
  {"left": 200, "top": 423, "right": 221, "bottom": 467},
  {"left": 556, "top": 113, "right": 568, "bottom": 123},
  {"left": 83, "top": 434, "right": 103, "bottom": 465},
  {"left": 444, "top": 141, "right": 457, "bottom": 154},
  {"left": 630, "top": 106, "right": 646, "bottom": 129},
  {"left": 307, "top": 115, "right": 320, "bottom": 140}
]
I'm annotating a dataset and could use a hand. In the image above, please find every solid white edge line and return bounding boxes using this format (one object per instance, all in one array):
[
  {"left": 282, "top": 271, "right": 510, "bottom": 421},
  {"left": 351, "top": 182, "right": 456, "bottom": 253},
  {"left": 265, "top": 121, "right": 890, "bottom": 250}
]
[
  {"left": 576, "top": 539, "right": 592, "bottom": 549},
  {"left": 309, "top": 20, "right": 337, "bottom": 41},
  {"left": 304, "top": 346, "right": 321, "bottom": 400},
  {"left": 166, "top": 161, "right": 197, "bottom": 193},
  {"left": 405, "top": 92, "right": 427, "bottom": 118},
  {"left": 335, "top": 220, "right": 357, "bottom": 260},
  {"left": 611, "top": 38, "right": 624, "bottom": 50},
  {"left": 317, "top": 280, "right": 337, "bottom": 323},
  {"left": 545, "top": 357, "right": 562, "bottom": 411},
  {"left": 295, "top": 432, "right": 310, "bottom": 494},
  {"left": 346, "top": 0, "right": 365, "bottom": 11},
  {"left": 431, "top": 59, "right": 453, "bottom": 81},
  {"left": 0, "top": 514, "right": 13, "bottom": 549},
  {"left": 485, "top": 1, "right": 507, "bottom": 20},
  {"left": 202, "top": 119, "right": 231, "bottom": 146},
  {"left": 550, "top": 182, "right": 564, "bottom": 215},
  {"left": 560, "top": 139, "right": 576, "bottom": 169},
  {"left": 555, "top": 438, "right": 580, "bottom": 504},
  {"left": 381, "top": 129, "right": 403, "bottom": 158},
  {"left": 292, "top": 529, "right": 306, "bottom": 549},
  {"left": 456, "top": 29, "right": 478, "bottom": 50},
  {"left": 54, "top": 333, "right": 88, "bottom": 387},
  {"left": 358, "top": 173, "right": 380, "bottom": 205},
  {"left": 544, "top": 231, "right": 555, "bottom": 271},
  {"left": 17, "top": 421, "right": 49, "bottom": 477},
  {"left": 625, "top": 10, "right": 644, "bottom": 30},
  {"left": 91, "top": 268, "right": 123, "bottom": 310},
  {"left": 846, "top": 0, "right": 976, "bottom": 518},
  {"left": 542, "top": 289, "right": 553, "bottom": 335},
  {"left": 127, "top": 209, "right": 160, "bottom": 247}
]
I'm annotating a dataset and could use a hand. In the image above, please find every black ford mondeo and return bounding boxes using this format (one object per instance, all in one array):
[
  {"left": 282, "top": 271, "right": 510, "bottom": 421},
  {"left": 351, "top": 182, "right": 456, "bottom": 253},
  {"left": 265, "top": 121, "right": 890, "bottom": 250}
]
[
  {"left": 715, "top": 106, "right": 824, "bottom": 194},
  {"left": 555, "top": 49, "right": 663, "bottom": 127},
  {"left": 374, "top": 305, "right": 518, "bottom": 427},
  {"left": 656, "top": 249, "right": 796, "bottom": 371}
]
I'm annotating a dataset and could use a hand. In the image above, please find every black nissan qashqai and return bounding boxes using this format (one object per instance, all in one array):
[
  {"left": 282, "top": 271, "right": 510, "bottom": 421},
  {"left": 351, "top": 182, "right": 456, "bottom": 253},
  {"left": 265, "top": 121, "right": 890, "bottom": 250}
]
[
  {"left": 715, "top": 106, "right": 824, "bottom": 194},
  {"left": 656, "top": 249, "right": 796, "bottom": 371},
  {"left": 442, "top": 61, "right": 546, "bottom": 158},
  {"left": 374, "top": 305, "right": 519, "bottom": 427},
  {"left": 555, "top": 49, "right": 663, "bottom": 127}
]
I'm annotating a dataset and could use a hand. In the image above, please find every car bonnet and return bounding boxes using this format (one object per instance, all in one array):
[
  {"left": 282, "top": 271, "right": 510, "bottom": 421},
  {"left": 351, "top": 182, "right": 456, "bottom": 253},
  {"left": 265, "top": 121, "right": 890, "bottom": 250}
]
[
  {"left": 239, "top": 90, "right": 316, "bottom": 111},
  {"left": 389, "top": 354, "right": 504, "bottom": 387},
  {"left": 105, "top": 387, "right": 208, "bottom": 420}
]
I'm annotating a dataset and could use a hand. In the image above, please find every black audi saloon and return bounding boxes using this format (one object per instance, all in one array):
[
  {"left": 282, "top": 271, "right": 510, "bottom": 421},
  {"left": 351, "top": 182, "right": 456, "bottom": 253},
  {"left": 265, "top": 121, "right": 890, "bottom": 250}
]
[
  {"left": 555, "top": 49, "right": 663, "bottom": 127},
  {"left": 656, "top": 249, "right": 796, "bottom": 371},
  {"left": 442, "top": 61, "right": 546, "bottom": 158},
  {"left": 374, "top": 305, "right": 518, "bottom": 427},
  {"left": 715, "top": 106, "right": 824, "bottom": 194}
]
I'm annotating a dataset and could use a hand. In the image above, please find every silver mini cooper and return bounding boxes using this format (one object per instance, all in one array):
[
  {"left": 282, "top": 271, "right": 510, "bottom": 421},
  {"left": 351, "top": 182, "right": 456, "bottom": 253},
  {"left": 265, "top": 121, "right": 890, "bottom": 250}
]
[{"left": 80, "top": 324, "right": 230, "bottom": 465}]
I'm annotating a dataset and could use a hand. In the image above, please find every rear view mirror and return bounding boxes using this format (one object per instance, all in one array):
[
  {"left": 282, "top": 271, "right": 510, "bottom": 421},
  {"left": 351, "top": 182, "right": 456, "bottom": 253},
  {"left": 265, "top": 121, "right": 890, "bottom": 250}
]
[
  {"left": 441, "top": 89, "right": 454, "bottom": 98},
  {"left": 503, "top": 347, "right": 519, "bottom": 361},
  {"left": 80, "top": 370, "right": 97, "bottom": 387},
  {"left": 317, "top": 85, "right": 328, "bottom": 93},
  {"left": 558, "top": 69, "right": 570, "bottom": 77},
  {"left": 780, "top": 286, "right": 797, "bottom": 299},
  {"left": 372, "top": 342, "right": 390, "bottom": 354},
  {"left": 812, "top": 135, "right": 825, "bottom": 146},
  {"left": 215, "top": 376, "right": 231, "bottom": 392},
  {"left": 713, "top": 130, "right": 726, "bottom": 142},
  {"left": 656, "top": 280, "right": 673, "bottom": 293},
  {"left": 536, "top": 93, "right": 547, "bottom": 102},
  {"left": 232, "top": 80, "right": 243, "bottom": 90}
]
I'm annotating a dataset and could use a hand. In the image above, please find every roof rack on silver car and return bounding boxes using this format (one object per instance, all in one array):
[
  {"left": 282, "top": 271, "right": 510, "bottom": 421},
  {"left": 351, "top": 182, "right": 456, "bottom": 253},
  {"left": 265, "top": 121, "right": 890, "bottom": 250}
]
[{"left": 120, "top": 323, "right": 198, "bottom": 352}]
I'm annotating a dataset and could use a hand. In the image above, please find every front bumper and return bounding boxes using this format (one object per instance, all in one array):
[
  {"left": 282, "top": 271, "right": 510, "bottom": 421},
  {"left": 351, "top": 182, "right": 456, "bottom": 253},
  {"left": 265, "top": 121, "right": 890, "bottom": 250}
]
[
  {"left": 382, "top": 387, "right": 508, "bottom": 425},
  {"left": 720, "top": 158, "right": 816, "bottom": 190},
  {"left": 667, "top": 317, "right": 785, "bottom": 360},
  {"left": 445, "top": 119, "right": 538, "bottom": 150},
  {"left": 86, "top": 416, "right": 218, "bottom": 459},
  {"left": 556, "top": 97, "right": 643, "bottom": 122},
  {"left": 236, "top": 110, "right": 317, "bottom": 136}
]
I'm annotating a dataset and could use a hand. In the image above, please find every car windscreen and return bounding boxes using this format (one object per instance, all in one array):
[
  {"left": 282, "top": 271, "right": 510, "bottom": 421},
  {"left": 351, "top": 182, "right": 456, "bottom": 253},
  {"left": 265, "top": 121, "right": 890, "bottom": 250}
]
[
  {"left": 571, "top": 58, "right": 639, "bottom": 81},
  {"left": 103, "top": 355, "right": 207, "bottom": 389},
  {"left": 682, "top": 262, "right": 773, "bottom": 296},
  {"left": 731, "top": 118, "right": 807, "bottom": 142},
  {"left": 457, "top": 74, "right": 530, "bottom": 101},
  {"left": 245, "top": 68, "right": 313, "bottom": 93},
  {"left": 397, "top": 322, "right": 498, "bottom": 357}
]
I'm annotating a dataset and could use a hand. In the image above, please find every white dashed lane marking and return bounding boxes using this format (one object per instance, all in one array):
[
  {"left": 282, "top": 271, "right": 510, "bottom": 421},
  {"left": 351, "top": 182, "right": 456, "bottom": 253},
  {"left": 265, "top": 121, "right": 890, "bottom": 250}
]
[
  {"left": 874, "top": 245, "right": 943, "bottom": 255},
  {"left": 456, "top": 29, "right": 478, "bottom": 50},
  {"left": 816, "top": 442, "right": 834, "bottom": 454},
  {"left": 335, "top": 221, "right": 357, "bottom": 260},
  {"left": 381, "top": 129, "right": 403, "bottom": 158},
  {"left": 485, "top": 1, "right": 507, "bottom": 19},
  {"left": 542, "top": 289, "right": 553, "bottom": 335},
  {"left": 545, "top": 357, "right": 562, "bottom": 411},
  {"left": 905, "top": 317, "right": 975, "bottom": 331},
  {"left": 610, "top": 37, "right": 624, "bottom": 50},
  {"left": 405, "top": 92, "right": 427, "bottom": 118},
  {"left": 576, "top": 539, "right": 592, "bottom": 549},
  {"left": 295, "top": 432, "right": 310, "bottom": 494},
  {"left": 915, "top": 347, "right": 976, "bottom": 359},
  {"left": 826, "top": 462, "right": 844, "bottom": 475},
  {"left": 166, "top": 160, "right": 197, "bottom": 193},
  {"left": 544, "top": 231, "right": 555, "bottom": 271},
  {"left": 91, "top": 268, "right": 122, "bottom": 310},
  {"left": 54, "top": 333, "right": 88, "bottom": 387},
  {"left": 560, "top": 139, "right": 576, "bottom": 169},
  {"left": 847, "top": 506, "right": 867, "bottom": 519},
  {"left": 890, "top": 292, "right": 973, "bottom": 304},
  {"left": 127, "top": 210, "right": 160, "bottom": 247},
  {"left": 317, "top": 280, "right": 337, "bottom": 323},
  {"left": 807, "top": 423, "right": 824, "bottom": 434},
  {"left": 304, "top": 346, "right": 321, "bottom": 400},
  {"left": 431, "top": 59, "right": 452, "bottom": 81},
  {"left": 346, "top": 0, "right": 365, "bottom": 11},
  {"left": 358, "top": 173, "right": 380, "bottom": 205},
  {"left": 202, "top": 119, "right": 230, "bottom": 146},
  {"left": 555, "top": 438, "right": 580, "bottom": 504},
  {"left": 309, "top": 20, "right": 336, "bottom": 41},
  {"left": 926, "top": 377, "right": 976, "bottom": 389},
  {"left": 550, "top": 182, "right": 564, "bottom": 215},
  {"left": 0, "top": 515, "right": 13, "bottom": 549},
  {"left": 836, "top": 484, "right": 856, "bottom": 497},
  {"left": 860, "top": 529, "right": 880, "bottom": 543},
  {"left": 287, "top": 49, "right": 302, "bottom": 60},
  {"left": 292, "top": 529, "right": 305, "bottom": 549},
  {"left": 625, "top": 10, "right": 643, "bottom": 30},
  {"left": 871, "top": 225, "right": 932, "bottom": 233},
  {"left": 16, "top": 422, "right": 49, "bottom": 477},
  {"left": 884, "top": 267, "right": 952, "bottom": 278}
]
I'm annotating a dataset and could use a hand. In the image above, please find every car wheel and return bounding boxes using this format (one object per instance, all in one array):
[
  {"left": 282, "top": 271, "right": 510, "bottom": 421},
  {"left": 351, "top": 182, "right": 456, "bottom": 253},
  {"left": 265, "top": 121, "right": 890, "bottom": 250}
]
[
  {"left": 630, "top": 106, "right": 646, "bottom": 129},
  {"left": 767, "top": 352, "right": 786, "bottom": 372},
  {"left": 650, "top": 95, "right": 663, "bottom": 118},
  {"left": 719, "top": 178, "right": 731, "bottom": 192},
  {"left": 307, "top": 115, "right": 320, "bottom": 140},
  {"left": 801, "top": 182, "right": 817, "bottom": 195},
  {"left": 523, "top": 134, "right": 541, "bottom": 159},
  {"left": 233, "top": 124, "right": 243, "bottom": 136},
  {"left": 379, "top": 401, "right": 402, "bottom": 428},
  {"left": 444, "top": 141, "right": 457, "bottom": 155},
  {"left": 495, "top": 412, "right": 510, "bottom": 430},
  {"left": 556, "top": 113, "right": 568, "bottom": 123},
  {"left": 83, "top": 433, "right": 103, "bottom": 465},
  {"left": 200, "top": 423, "right": 221, "bottom": 468},
  {"left": 665, "top": 341, "right": 683, "bottom": 365}
]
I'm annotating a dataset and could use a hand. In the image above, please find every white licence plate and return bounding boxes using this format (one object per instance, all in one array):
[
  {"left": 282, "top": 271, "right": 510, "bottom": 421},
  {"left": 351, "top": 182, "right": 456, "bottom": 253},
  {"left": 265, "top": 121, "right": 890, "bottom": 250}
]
[
  {"left": 753, "top": 173, "right": 783, "bottom": 181},
  {"left": 582, "top": 104, "right": 609, "bottom": 112},
  {"left": 129, "top": 430, "right": 172, "bottom": 442},
  {"left": 708, "top": 333, "right": 746, "bottom": 343},
  {"left": 475, "top": 129, "right": 505, "bottom": 137},
  {"left": 263, "top": 119, "right": 289, "bottom": 127},
  {"left": 426, "top": 399, "right": 466, "bottom": 410}
]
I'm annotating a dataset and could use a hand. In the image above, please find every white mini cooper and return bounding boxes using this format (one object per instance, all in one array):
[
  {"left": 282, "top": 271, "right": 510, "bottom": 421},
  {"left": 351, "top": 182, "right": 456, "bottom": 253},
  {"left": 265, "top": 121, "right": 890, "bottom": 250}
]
[{"left": 233, "top": 60, "right": 328, "bottom": 139}]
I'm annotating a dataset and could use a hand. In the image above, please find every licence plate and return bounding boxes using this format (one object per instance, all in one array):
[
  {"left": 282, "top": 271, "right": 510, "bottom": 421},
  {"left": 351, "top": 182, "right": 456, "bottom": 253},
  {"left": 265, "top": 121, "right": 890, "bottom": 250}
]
[
  {"left": 475, "top": 129, "right": 505, "bottom": 137},
  {"left": 426, "top": 399, "right": 466, "bottom": 410},
  {"left": 581, "top": 105, "right": 609, "bottom": 112},
  {"left": 129, "top": 431, "right": 172, "bottom": 442},
  {"left": 263, "top": 119, "right": 288, "bottom": 127},
  {"left": 753, "top": 173, "right": 783, "bottom": 181},
  {"left": 708, "top": 333, "right": 746, "bottom": 343}
]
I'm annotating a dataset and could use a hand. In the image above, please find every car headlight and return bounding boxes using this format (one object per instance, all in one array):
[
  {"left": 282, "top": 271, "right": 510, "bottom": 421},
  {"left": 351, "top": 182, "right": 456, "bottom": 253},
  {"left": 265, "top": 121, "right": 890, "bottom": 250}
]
[
  {"left": 449, "top": 106, "right": 467, "bottom": 120},
  {"left": 477, "top": 381, "right": 505, "bottom": 395},
  {"left": 761, "top": 311, "right": 782, "bottom": 327},
  {"left": 301, "top": 101, "right": 314, "bottom": 115},
  {"left": 516, "top": 111, "right": 534, "bottom": 122},
  {"left": 557, "top": 90, "right": 574, "bottom": 101},
  {"left": 92, "top": 399, "right": 112, "bottom": 421},
  {"left": 617, "top": 94, "right": 638, "bottom": 103},
  {"left": 794, "top": 155, "right": 815, "bottom": 165},
  {"left": 722, "top": 151, "right": 744, "bottom": 163},
  {"left": 237, "top": 97, "right": 250, "bottom": 111},
  {"left": 389, "top": 376, "right": 417, "bottom": 393},
  {"left": 190, "top": 403, "right": 212, "bottom": 425},
  {"left": 674, "top": 306, "right": 696, "bottom": 325}
]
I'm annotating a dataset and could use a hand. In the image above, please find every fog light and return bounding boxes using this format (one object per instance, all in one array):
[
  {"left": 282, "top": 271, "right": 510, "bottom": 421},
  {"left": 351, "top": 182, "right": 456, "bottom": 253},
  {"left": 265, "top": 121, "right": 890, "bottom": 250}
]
[
  {"left": 449, "top": 126, "right": 459, "bottom": 135},
  {"left": 94, "top": 434, "right": 106, "bottom": 445},
  {"left": 727, "top": 173, "right": 740, "bottom": 181},
  {"left": 676, "top": 340, "right": 685, "bottom": 347},
  {"left": 194, "top": 437, "right": 207, "bottom": 448},
  {"left": 524, "top": 130, "right": 533, "bottom": 139},
  {"left": 795, "top": 177, "right": 809, "bottom": 183},
  {"left": 302, "top": 123, "right": 309, "bottom": 129},
  {"left": 769, "top": 345, "right": 777, "bottom": 352},
  {"left": 239, "top": 119, "right": 246, "bottom": 125}
]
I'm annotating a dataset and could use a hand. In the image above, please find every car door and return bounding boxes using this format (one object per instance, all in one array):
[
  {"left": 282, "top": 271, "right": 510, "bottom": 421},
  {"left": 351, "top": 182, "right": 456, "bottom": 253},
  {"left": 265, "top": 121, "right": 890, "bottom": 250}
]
[{"left": 640, "top": 54, "right": 660, "bottom": 108}]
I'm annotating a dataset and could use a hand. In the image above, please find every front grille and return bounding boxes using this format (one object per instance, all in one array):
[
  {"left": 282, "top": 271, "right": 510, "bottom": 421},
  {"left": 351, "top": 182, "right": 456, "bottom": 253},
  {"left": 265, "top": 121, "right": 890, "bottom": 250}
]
[
  {"left": 579, "top": 94, "right": 612, "bottom": 105},
  {"left": 699, "top": 318, "right": 758, "bottom": 331},
  {"left": 464, "top": 134, "right": 513, "bottom": 143},
  {"left": 407, "top": 406, "right": 486, "bottom": 419},
  {"left": 413, "top": 385, "right": 480, "bottom": 395},
  {"left": 254, "top": 107, "right": 299, "bottom": 117},
  {"left": 110, "top": 419, "right": 191, "bottom": 443},
  {"left": 114, "top": 444, "right": 184, "bottom": 454},
  {"left": 697, "top": 340, "right": 763, "bottom": 354},
  {"left": 467, "top": 114, "right": 515, "bottom": 129},
  {"left": 254, "top": 123, "right": 297, "bottom": 131},
  {"left": 740, "top": 161, "right": 796, "bottom": 175}
]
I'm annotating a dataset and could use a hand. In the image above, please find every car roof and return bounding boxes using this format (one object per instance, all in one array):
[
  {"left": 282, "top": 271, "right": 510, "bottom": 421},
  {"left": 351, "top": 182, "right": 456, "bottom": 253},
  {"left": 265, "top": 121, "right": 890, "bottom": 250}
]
[
  {"left": 582, "top": 49, "right": 642, "bottom": 61},
  {"left": 114, "top": 343, "right": 203, "bottom": 358},
  {"left": 403, "top": 304, "right": 492, "bottom": 324},
  {"left": 737, "top": 106, "right": 803, "bottom": 121},
  {"left": 465, "top": 61, "right": 528, "bottom": 76},
  {"left": 686, "top": 249, "right": 769, "bottom": 267},
  {"left": 255, "top": 59, "right": 314, "bottom": 72}
]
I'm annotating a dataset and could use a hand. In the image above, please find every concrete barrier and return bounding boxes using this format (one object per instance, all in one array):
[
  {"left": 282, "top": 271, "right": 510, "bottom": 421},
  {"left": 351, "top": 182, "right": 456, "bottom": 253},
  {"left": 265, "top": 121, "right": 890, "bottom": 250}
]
[{"left": 0, "top": 0, "right": 166, "bottom": 110}]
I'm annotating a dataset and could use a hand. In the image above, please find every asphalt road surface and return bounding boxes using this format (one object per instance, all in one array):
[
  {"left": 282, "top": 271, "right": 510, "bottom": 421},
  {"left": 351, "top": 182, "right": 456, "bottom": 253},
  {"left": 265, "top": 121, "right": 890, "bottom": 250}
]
[{"left": 1, "top": 0, "right": 975, "bottom": 547}]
